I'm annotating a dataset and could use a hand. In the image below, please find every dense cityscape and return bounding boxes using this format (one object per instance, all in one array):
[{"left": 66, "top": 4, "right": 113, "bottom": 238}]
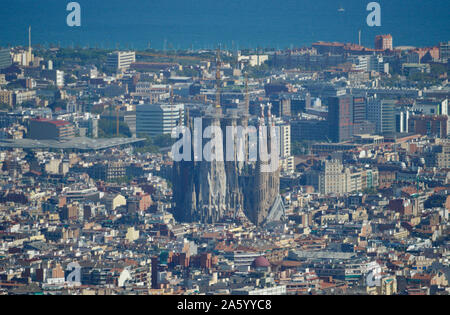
[{"left": 0, "top": 28, "right": 449, "bottom": 296}]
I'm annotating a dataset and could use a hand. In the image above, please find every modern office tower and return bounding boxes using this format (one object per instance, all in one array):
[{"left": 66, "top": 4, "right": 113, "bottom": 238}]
[
  {"left": 106, "top": 51, "right": 136, "bottom": 71},
  {"left": 271, "top": 97, "right": 291, "bottom": 117},
  {"left": 375, "top": 34, "right": 393, "bottom": 50},
  {"left": 291, "top": 119, "right": 329, "bottom": 142},
  {"left": 0, "top": 49, "right": 12, "bottom": 70},
  {"left": 367, "top": 97, "right": 397, "bottom": 134},
  {"left": 382, "top": 101, "right": 397, "bottom": 134},
  {"left": 352, "top": 96, "right": 366, "bottom": 124},
  {"left": 136, "top": 103, "right": 184, "bottom": 137},
  {"left": 440, "top": 41, "right": 450, "bottom": 62},
  {"left": 28, "top": 118, "right": 75, "bottom": 140},
  {"left": 327, "top": 95, "right": 353, "bottom": 142},
  {"left": 352, "top": 95, "right": 376, "bottom": 135},
  {"left": 291, "top": 92, "right": 311, "bottom": 114}
]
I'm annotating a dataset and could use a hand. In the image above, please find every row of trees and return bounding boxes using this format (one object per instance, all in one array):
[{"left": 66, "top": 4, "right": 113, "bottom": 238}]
[{"left": 134, "top": 134, "right": 175, "bottom": 154}]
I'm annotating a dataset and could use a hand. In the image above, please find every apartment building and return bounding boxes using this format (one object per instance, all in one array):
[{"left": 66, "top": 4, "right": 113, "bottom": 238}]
[
  {"left": 278, "top": 123, "right": 294, "bottom": 172},
  {"left": 0, "top": 90, "right": 12, "bottom": 107},
  {"left": 308, "top": 160, "right": 379, "bottom": 195}
]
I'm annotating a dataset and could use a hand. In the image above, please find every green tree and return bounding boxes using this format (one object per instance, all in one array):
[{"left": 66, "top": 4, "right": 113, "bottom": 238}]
[
  {"left": 430, "top": 64, "right": 447, "bottom": 77},
  {"left": 292, "top": 140, "right": 311, "bottom": 155},
  {"left": 5, "top": 82, "right": 23, "bottom": 90},
  {"left": 134, "top": 134, "right": 159, "bottom": 154},
  {"left": 48, "top": 100, "right": 68, "bottom": 111},
  {"left": 64, "top": 74, "right": 77, "bottom": 85},
  {"left": 424, "top": 195, "right": 446, "bottom": 209},
  {"left": 246, "top": 63, "right": 270, "bottom": 78},
  {"left": 134, "top": 133, "right": 175, "bottom": 154},
  {"left": 153, "top": 134, "right": 175, "bottom": 148},
  {"left": 98, "top": 118, "right": 131, "bottom": 138}
]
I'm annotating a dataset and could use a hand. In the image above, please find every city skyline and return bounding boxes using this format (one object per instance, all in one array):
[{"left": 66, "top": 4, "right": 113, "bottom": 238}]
[{"left": 0, "top": 0, "right": 449, "bottom": 299}]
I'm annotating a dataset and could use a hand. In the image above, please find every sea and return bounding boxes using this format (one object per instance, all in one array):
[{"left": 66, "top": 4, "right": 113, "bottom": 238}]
[{"left": 0, "top": 0, "right": 449, "bottom": 50}]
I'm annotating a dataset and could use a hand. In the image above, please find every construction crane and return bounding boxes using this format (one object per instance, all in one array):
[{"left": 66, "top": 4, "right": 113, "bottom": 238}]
[
  {"left": 244, "top": 72, "right": 249, "bottom": 115},
  {"left": 116, "top": 105, "right": 120, "bottom": 137},
  {"left": 215, "top": 47, "right": 222, "bottom": 109}
]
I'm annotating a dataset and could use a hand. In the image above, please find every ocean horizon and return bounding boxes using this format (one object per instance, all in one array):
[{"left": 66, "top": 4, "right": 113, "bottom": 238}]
[{"left": 1, "top": 0, "right": 449, "bottom": 50}]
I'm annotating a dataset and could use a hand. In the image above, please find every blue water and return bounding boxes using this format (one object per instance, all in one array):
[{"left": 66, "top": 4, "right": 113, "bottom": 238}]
[{"left": 0, "top": 0, "right": 448, "bottom": 50}]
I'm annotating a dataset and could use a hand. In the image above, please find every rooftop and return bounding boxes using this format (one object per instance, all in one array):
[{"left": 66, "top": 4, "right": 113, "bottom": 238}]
[{"left": 0, "top": 137, "right": 145, "bottom": 151}]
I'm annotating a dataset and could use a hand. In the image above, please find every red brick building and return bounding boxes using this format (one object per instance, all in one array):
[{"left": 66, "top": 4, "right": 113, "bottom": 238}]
[
  {"left": 409, "top": 115, "right": 448, "bottom": 138},
  {"left": 375, "top": 34, "right": 393, "bottom": 50}
]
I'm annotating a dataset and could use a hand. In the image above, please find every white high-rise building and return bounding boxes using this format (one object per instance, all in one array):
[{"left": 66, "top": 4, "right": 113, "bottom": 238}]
[
  {"left": 136, "top": 103, "right": 184, "bottom": 137},
  {"left": 367, "top": 96, "right": 396, "bottom": 134},
  {"left": 56, "top": 70, "right": 64, "bottom": 88},
  {"left": 347, "top": 55, "right": 370, "bottom": 71},
  {"left": 107, "top": 51, "right": 136, "bottom": 71},
  {"left": 277, "top": 122, "right": 294, "bottom": 173},
  {"left": 279, "top": 124, "right": 291, "bottom": 158}
]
